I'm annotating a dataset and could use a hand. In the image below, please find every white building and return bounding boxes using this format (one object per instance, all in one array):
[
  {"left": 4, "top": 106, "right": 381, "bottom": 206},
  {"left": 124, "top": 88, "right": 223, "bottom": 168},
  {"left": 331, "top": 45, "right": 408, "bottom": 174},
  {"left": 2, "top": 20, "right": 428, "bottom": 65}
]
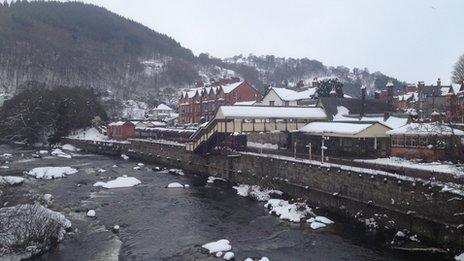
[
  {"left": 149, "top": 104, "right": 176, "bottom": 121},
  {"left": 259, "top": 87, "right": 317, "bottom": 107}
]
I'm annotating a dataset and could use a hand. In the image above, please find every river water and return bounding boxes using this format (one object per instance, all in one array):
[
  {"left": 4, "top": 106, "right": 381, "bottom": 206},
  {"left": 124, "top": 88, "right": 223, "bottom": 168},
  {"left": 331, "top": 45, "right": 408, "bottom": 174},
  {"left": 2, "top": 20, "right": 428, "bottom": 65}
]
[{"left": 0, "top": 145, "right": 443, "bottom": 260}]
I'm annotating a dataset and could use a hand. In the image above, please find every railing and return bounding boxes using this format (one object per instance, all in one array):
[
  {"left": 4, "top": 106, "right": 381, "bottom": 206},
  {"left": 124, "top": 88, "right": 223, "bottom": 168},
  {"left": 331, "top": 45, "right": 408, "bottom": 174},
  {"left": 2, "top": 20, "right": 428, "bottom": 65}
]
[{"left": 186, "top": 119, "right": 223, "bottom": 152}]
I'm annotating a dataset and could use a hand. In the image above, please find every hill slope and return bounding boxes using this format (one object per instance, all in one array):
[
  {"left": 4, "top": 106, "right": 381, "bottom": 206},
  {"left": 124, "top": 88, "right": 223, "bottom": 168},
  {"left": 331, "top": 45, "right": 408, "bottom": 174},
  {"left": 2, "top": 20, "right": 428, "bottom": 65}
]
[{"left": 0, "top": 1, "right": 404, "bottom": 100}]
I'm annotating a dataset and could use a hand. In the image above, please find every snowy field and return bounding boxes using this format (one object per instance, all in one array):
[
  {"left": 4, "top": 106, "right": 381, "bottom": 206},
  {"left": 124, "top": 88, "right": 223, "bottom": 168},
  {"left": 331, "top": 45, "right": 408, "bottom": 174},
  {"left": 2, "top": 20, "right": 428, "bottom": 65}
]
[{"left": 355, "top": 157, "right": 464, "bottom": 177}]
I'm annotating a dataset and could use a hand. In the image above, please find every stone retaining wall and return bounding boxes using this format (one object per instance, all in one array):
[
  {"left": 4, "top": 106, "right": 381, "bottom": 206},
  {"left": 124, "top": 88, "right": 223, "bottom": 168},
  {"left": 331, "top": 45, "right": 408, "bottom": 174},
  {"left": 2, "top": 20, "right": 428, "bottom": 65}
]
[{"left": 64, "top": 138, "right": 464, "bottom": 250}]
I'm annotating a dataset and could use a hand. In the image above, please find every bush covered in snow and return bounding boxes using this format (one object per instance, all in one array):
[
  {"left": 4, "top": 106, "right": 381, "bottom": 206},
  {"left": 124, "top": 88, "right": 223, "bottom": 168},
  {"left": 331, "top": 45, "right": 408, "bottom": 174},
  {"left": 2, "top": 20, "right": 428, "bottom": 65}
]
[{"left": 0, "top": 204, "right": 71, "bottom": 258}]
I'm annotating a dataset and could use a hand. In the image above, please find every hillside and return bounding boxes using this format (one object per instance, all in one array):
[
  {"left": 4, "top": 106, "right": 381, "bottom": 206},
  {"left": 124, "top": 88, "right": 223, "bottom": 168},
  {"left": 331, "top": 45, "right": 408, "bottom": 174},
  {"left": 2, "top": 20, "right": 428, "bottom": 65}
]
[{"left": 0, "top": 1, "right": 405, "bottom": 102}]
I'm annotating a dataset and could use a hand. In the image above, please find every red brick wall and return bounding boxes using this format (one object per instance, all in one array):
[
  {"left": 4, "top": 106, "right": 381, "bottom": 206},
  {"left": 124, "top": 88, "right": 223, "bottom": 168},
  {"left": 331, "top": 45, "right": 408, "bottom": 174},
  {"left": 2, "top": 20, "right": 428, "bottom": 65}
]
[
  {"left": 390, "top": 147, "right": 445, "bottom": 162},
  {"left": 178, "top": 81, "right": 261, "bottom": 124},
  {"left": 107, "top": 123, "right": 135, "bottom": 139}
]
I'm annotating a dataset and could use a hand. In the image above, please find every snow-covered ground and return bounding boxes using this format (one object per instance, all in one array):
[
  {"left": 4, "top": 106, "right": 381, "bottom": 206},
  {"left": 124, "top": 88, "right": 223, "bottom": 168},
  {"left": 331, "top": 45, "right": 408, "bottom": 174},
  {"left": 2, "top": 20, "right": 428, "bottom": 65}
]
[
  {"left": 93, "top": 175, "right": 141, "bottom": 188},
  {"left": 27, "top": 167, "right": 78, "bottom": 179},
  {"left": 355, "top": 157, "right": 464, "bottom": 177},
  {"left": 68, "top": 127, "right": 108, "bottom": 141}
]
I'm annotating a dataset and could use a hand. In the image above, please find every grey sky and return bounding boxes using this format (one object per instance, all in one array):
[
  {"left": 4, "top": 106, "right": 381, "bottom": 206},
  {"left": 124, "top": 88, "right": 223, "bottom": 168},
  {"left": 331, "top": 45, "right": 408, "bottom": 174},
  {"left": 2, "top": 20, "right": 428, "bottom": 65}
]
[{"left": 81, "top": 0, "right": 464, "bottom": 84}]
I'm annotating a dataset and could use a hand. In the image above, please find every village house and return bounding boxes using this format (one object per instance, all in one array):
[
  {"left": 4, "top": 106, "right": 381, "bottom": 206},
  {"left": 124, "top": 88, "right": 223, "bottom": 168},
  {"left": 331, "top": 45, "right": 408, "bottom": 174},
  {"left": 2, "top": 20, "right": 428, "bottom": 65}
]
[
  {"left": 391, "top": 79, "right": 464, "bottom": 122},
  {"left": 259, "top": 87, "right": 317, "bottom": 106},
  {"left": 149, "top": 104, "right": 176, "bottom": 121},
  {"left": 178, "top": 80, "right": 261, "bottom": 124},
  {"left": 107, "top": 121, "right": 136, "bottom": 139},
  {"left": 387, "top": 122, "right": 464, "bottom": 162}
]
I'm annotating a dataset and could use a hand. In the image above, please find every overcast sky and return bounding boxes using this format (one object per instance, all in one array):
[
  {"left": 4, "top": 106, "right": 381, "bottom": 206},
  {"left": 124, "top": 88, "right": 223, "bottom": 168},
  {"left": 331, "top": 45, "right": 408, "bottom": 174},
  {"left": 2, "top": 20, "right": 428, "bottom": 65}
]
[{"left": 81, "top": 0, "right": 463, "bottom": 84}]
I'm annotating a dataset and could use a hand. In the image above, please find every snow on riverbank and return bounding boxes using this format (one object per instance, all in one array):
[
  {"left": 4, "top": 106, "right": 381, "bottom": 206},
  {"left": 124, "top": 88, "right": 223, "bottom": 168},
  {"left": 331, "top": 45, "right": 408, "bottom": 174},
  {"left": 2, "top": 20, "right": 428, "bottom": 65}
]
[
  {"left": 355, "top": 157, "right": 464, "bottom": 177},
  {"left": 27, "top": 167, "right": 78, "bottom": 179},
  {"left": 0, "top": 176, "right": 25, "bottom": 185},
  {"left": 233, "top": 184, "right": 282, "bottom": 201},
  {"left": 93, "top": 175, "right": 141, "bottom": 188},
  {"left": 51, "top": 149, "right": 72, "bottom": 159},
  {"left": 265, "top": 199, "right": 312, "bottom": 223},
  {"left": 0, "top": 204, "right": 71, "bottom": 259}
]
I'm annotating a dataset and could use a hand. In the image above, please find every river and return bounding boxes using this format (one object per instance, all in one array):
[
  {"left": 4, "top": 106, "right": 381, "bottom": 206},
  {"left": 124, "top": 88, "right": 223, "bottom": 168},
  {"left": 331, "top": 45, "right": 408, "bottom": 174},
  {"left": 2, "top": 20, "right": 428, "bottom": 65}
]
[{"left": 0, "top": 145, "right": 444, "bottom": 260}]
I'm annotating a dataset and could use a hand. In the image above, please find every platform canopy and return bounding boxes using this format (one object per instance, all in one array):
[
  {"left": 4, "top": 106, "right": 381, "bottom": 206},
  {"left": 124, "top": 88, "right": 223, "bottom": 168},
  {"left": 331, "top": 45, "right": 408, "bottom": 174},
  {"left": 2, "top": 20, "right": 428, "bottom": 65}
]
[
  {"left": 299, "top": 121, "right": 391, "bottom": 138},
  {"left": 215, "top": 106, "right": 327, "bottom": 120}
]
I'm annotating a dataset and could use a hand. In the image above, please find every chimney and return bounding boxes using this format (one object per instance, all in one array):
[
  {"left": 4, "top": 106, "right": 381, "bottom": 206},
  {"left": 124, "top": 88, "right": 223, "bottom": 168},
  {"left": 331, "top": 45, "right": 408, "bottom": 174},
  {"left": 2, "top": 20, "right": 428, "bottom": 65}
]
[
  {"left": 360, "top": 85, "right": 366, "bottom": 117},
  {"left": 386, "top": 80, "right": 394, "bottom": 106}
]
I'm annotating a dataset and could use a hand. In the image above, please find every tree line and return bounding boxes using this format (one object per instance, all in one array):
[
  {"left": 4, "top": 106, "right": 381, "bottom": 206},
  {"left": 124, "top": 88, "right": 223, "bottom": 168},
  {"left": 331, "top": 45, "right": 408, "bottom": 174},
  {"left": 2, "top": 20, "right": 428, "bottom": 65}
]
[{"left": 0, "top": 84, "right": 107, "bottom": 145}]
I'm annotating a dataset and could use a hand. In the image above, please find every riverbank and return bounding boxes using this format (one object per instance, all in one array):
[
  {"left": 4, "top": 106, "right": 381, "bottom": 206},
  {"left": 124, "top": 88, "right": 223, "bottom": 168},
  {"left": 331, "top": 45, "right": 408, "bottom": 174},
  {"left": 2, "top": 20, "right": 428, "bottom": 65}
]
[
  {"left": 1, "top": 144, "right": 444, "bottom": 260},
  {"left": 63, "top": 138, "right": 464, "bottom": 254}
]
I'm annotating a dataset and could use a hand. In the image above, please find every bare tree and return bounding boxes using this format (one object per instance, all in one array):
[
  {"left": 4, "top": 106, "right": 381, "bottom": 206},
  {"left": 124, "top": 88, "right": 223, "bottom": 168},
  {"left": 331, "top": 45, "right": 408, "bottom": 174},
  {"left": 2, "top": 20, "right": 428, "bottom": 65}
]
[{"left": 452, "top": 54, "right": 464, "bottom": 84}]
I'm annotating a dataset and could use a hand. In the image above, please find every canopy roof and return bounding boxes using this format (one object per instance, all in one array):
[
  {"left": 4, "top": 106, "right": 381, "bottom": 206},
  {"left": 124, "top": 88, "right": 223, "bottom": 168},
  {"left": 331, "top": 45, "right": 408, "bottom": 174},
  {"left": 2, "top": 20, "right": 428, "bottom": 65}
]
[
  {"left": 215, "top": 106, "right": 327, "bottom": 120},
  {"left": 299, "top": 121, "right": 391, "bottom": 138}
]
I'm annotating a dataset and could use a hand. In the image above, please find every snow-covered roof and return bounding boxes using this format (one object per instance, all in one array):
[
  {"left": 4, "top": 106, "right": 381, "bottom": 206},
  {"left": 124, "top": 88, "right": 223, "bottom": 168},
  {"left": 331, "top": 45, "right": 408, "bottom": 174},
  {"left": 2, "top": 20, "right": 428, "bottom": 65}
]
[
  {"left": 234, "top": 100, "right": 257, "bottom": 106},
  {"left": 154, "top": 104, "right": 172, "bottom": 111},
  {"left": 299, "top": 121, "right": 391, "bottom": 137},
  {"left": 332, "top": 106, "right": 408, "bottom": 129},
  {"left": 271, "top": 87, "right": 316, "bottom": 101},
  {"left": 181, "top": 81, "right": 245, "bottom": 98},
  {"left": 300, "top": 122, "right": 373, "bottom": 135},
  {"left": 386, "top": 123, "right": 464, "bottom": 136},
  {"left": 216, "top": 106, "right": 327, "bottom": 120},
  {"left": 108, "top": 121, "right": 130, "bottom": 127}
]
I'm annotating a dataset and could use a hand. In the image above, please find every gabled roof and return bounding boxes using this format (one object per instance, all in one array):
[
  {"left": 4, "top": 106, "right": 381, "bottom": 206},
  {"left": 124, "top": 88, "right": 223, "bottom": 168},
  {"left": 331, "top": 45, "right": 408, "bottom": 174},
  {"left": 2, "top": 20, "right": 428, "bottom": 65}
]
[
  {"left": 270, "top": 87, "right": 316, "bottom": 101},
  {"left": 154, "top": 104, "right": 172, "bottom": 111},
  {"left": 180, "top": 81, "right": 245, "bottom": 99}
]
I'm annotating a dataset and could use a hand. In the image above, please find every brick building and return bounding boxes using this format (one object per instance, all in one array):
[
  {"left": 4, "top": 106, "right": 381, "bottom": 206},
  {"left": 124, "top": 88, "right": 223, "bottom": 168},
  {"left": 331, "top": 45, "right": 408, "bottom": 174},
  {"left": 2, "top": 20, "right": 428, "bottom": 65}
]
[
  {"left": 178, "top": 80, "right": 261, "bottom": 124},
  {"left": 107, "top": 121, "right": 135, "bottom": 139}
]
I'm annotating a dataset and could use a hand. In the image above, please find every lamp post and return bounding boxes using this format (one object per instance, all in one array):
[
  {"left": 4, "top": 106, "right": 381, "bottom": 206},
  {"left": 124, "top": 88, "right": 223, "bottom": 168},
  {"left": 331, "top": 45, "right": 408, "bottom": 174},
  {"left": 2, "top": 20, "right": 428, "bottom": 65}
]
[
  {"left": 321, "top": 136, "right": 329, "bottom": 164},
  {"left": 306, "top": 143, "right": 312, "bottom": 160}
]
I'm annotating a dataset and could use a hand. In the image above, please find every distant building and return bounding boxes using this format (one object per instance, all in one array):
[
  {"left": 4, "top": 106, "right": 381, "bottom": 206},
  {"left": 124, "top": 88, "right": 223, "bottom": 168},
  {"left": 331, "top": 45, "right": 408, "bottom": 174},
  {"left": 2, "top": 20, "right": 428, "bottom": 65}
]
[
  {"left": 387, "top": 122, "right": 464, "bottom": 162},
  {"left": 107, "top": 121, "right": 135, "bottom": 139},
  {"left": 178, "top": 80, "right": 261, "bottom": 124},
  {"left": 317, "top": 97, "right": 395, "bottom": 121},
  {"left": 149, "top": 104, "right": 175, "bottom": 121},
  {"left": 392, "top": 79, "right": 464, "bottom": 122},
  {"left": 259, "top": 87, "right": 317, "bottom": 107}
]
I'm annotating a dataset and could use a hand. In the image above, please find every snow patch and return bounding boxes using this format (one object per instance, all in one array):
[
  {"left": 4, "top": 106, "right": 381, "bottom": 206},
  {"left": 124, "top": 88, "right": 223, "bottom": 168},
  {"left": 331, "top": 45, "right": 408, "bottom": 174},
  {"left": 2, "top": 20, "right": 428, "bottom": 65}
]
[
  {"left": 233, "top": 184, "right": 282, "bottom": 202},
  {"left": 93, "top": 175, "right": 141, "bottom": 188},
  {"left": 51, "top": 149, "right": 72, "bottom": 159},
  {"left": 0, "top": 176, "right": 25, "bottom": 185},
  {"left": 27, "top": 167, "right": 78, "bottom": 179},
  {"left": 202, "top": 239, "right": 232, "bottom": 254},
  {"left": 167, "top": 182, "right": 185, "bottom": 188}
]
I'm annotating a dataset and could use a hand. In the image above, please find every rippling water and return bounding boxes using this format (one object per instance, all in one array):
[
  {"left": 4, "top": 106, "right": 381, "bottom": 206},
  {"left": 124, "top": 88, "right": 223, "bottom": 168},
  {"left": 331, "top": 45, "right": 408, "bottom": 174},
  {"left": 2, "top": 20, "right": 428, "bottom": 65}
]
[{"left": 0, "top": 145, "right": 443, "bottom": 260}]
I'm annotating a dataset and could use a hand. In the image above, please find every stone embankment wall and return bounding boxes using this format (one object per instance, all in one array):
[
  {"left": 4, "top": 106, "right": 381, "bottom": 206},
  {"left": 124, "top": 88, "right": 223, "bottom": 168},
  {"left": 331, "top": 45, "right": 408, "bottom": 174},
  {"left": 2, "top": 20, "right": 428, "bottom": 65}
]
[{"left": 64, "top": 138, "right": 464, "bottom": 249}]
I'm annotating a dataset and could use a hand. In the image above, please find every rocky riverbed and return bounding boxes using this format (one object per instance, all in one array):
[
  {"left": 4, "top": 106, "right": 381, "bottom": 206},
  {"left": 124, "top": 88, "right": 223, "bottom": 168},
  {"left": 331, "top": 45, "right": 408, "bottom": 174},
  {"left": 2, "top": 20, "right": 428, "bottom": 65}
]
[{"left": 0, "top": 144, "right": 449, "bottom": 260}]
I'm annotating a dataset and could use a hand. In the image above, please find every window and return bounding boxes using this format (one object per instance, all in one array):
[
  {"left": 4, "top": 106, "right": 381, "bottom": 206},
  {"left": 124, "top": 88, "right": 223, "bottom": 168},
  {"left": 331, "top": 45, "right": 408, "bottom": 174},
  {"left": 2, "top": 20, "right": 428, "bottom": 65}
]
[
  {"left": 269, "top": 101, "right": 275, "bottom": 106},
  {"left": 392, "top": 136, "right": 404, "bottom": 147},
  {"left": 419, "top": 137, "right": 428, "bottom": 147},
  {"left": 284, "top": 101, "right": 290, "bottom": 106}
]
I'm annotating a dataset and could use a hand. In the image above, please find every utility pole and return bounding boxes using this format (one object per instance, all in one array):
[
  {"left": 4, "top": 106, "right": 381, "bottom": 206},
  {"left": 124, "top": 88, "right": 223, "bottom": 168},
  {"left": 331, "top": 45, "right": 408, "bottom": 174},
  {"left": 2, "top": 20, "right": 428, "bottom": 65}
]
[{"left": 294, "top": 141, "right": 297, "bottom": 158}]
